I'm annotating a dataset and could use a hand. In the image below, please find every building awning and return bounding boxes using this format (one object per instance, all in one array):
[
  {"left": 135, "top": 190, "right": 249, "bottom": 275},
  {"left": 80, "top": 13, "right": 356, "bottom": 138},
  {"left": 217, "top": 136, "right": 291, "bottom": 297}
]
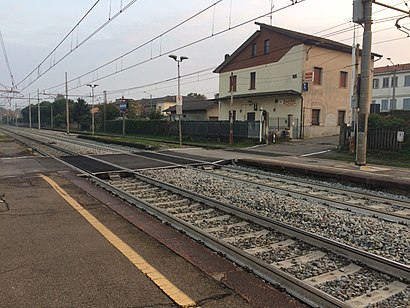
[{"left": 219, "top": 90, "right": 301, "bottom": 100}]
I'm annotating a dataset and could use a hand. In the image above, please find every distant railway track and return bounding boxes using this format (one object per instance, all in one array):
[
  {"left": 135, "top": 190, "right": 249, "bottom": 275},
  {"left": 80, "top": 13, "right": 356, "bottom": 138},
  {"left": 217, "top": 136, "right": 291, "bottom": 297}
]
[
  {"left": 2, "top": 126, "right": 409, "bottom": 307},
  {"left": 205, "top": 166, "right": 410, "bottom": 225}
]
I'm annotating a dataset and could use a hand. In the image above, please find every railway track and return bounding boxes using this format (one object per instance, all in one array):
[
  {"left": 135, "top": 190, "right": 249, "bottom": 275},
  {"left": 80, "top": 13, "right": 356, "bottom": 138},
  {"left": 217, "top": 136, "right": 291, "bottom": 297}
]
[
  {"left": 2, "top": 127, "right": 409, "bottom": 307},
  {"left": 205, "top": 165, "right": 410, "bottom": 224},
  {"left": 99, "top": 170, "right": 409, "bottom": 308}
]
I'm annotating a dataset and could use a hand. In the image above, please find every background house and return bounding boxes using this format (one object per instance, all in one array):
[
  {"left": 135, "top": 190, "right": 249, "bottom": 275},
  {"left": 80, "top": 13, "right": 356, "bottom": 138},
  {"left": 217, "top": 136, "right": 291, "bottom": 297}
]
[
  {"left": 164, "top": 99, "right": 218, "bottom": 121},
  {"left": 213, "top": 22, "right": 377, "bottom": 139},
  {"left": 371, "top": 63, "right": 410, "bottom": 113}
]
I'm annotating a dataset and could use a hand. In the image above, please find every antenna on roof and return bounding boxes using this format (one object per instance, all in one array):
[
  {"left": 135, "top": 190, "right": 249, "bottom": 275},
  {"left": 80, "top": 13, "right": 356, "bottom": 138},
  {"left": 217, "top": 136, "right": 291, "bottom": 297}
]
[{"left": 270, "top": 0, "right": 274, "bottom": 25}]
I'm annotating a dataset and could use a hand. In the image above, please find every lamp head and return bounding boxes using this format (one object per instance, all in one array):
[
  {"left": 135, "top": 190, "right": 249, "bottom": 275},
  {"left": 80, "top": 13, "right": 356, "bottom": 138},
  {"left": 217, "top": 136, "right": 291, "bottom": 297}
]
[
  {"left": 169, "top": 54, "right": 178, "bottom": 61},
  {"left": 180, "top": 56, "right": 188, "bottom": 61}
]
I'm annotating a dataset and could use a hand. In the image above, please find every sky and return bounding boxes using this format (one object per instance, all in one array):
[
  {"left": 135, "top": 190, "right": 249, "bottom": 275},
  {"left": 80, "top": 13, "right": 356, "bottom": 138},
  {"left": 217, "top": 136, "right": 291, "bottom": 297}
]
[{"left": 1, "top": 0, "right": 410, "bottom": 109}]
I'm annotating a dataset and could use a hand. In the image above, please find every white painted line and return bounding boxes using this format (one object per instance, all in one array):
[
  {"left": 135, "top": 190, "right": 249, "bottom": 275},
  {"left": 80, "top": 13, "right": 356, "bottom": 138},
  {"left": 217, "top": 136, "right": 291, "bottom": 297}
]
[{"left": 300, "top": 150, "right": 331, "bottom": 157}]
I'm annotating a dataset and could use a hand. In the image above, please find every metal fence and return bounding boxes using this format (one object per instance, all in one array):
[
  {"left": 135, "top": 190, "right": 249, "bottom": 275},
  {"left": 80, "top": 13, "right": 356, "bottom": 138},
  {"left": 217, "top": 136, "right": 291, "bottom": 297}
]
[
  {"left": 269, "top": 117, "right": 299, "bottom": 139},
  {"left": 182, "top": 121, "right": 260, "bottom": 141},
  {"left": 367, "top": 128, "right": 404, "bottom": 151}
]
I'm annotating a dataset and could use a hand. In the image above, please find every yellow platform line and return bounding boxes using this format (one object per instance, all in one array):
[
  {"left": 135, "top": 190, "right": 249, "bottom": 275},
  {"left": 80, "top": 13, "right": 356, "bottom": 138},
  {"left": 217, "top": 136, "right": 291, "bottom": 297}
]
[{"left": 40, "top": 174, "right": 196, "bottom": 308}]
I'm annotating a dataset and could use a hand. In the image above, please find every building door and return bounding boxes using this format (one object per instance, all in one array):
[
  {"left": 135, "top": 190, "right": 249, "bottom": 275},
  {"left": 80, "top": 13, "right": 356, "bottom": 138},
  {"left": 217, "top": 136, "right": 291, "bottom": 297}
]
[{"left": 247, "top": 112, "right": 255, "bottom": 122}]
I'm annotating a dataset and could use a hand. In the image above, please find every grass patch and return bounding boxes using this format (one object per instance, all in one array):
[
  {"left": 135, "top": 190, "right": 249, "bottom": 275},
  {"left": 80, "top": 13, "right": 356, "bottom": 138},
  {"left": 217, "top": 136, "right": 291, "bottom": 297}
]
[
  {"left": 0, "top": 132, "right": 13, "bottom": 142},
  {"left": 77, "top": 131, "right": 256, "bottom": 150},
  {"left": 317, "top": 148, "right": 410, "bottom": 168}
]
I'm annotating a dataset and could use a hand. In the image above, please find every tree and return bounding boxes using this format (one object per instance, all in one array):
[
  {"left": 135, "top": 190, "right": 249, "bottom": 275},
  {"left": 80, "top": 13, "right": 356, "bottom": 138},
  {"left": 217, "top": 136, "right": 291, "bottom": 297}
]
[
  {"left": 72, "top": 98, "right": 90, "bottom": 130},
  {"left": 187, "top": 93, "right": 207, "bottom": 100}
]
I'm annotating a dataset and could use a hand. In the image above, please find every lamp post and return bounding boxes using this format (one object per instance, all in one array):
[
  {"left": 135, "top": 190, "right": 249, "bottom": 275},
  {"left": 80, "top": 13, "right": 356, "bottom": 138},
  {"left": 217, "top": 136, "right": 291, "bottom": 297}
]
[
  {"left": 87, "top": 84, "right": 98, "bottom": 135},
  {"left": 144, "top": 91, "right": 153, "bottom": 112},
  {"left": 387, "top": 57, "right": 397, "bottom": 110},
  {"left": 169, "top": 54, "right": 188, "bottom": 147}
]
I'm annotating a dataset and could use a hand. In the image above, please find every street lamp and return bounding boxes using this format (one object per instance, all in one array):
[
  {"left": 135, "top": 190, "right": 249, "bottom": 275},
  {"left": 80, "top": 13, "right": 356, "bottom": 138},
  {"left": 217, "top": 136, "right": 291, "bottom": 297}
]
[
  {"left": 87, "top": 84, "right": 99, "bottom": 135},
  {"left": 169, "top": 54, "right": 188, "bottom": 147},
  {"left": 387, "top": 58, "right": 397, "bottom": 110}
]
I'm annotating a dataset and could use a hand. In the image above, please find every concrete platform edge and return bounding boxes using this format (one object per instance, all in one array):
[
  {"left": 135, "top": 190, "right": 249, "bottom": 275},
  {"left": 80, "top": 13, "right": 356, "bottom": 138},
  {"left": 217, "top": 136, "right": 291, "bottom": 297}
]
[{"left": 237, "top": 158, "right": 410, "bottom": 194}]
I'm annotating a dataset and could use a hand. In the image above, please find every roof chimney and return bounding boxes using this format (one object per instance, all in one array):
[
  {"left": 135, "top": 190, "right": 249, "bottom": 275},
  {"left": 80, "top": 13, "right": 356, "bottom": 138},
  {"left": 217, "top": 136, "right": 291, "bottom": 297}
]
[{"left": 224, "top": 54, "right": 230, "bottom": 60}]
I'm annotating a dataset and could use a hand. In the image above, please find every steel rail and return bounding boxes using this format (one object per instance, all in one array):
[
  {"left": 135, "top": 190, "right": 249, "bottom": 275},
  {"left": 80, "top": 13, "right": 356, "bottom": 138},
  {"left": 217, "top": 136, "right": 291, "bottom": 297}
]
[
  {"left": 226, "top": 163, "right": 410, "bottom": 205},
  {"left": 107, "top": 169, "right": 410, "bottom": 280},
  {"left": 91, "top": 174, "right": 349, "bottom": 308},
  {"left": 210, "top": 166, "right": 410, "bottom": 225}
]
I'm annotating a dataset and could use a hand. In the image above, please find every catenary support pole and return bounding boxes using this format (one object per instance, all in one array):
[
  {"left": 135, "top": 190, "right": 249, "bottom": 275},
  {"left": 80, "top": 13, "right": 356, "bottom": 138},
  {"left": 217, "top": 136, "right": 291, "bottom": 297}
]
[
  {"left": 229, "top": 72, "right": 234, "bottom": 145},
  {"left": 28, "top": 94, "right": 32, "bottom": 128},
  {"left": 37, "top": 89, "right": 41, "bottom": 129},
  {"left": 65, "top": 72, "right": 69, "bottom": 134},
  {"left": 356, "top": 0, "right": 372, "bottom": 166},
  {"left": 103, "top": 91, "right": 107, "bottom": 133}
]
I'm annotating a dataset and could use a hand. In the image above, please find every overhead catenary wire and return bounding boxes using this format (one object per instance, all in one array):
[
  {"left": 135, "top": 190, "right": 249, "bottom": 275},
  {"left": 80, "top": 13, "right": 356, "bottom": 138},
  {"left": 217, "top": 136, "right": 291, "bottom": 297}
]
[
  {"left": 16, "top": 0, "right": 409, "bottom": 108},
  {"left": 43, "top": 0, "right": 307, "bottom": 94},
  {"left": 48, "top": 1, "right": 408, "bottom": 99},
  {"left": 42, "top": 18, "right": 410, "bottom": 106},
  {"left": 41, "top": 0, "right": 224, "bottom": 93},
  {"left": 15, "top": 0, "right": 101, "bottom": 89},
  {"left": 17, "top": 0, "right": 141, "bottom": 93},
  {"left": 0, "top": 29, "right": 15, "bottom": 90}
]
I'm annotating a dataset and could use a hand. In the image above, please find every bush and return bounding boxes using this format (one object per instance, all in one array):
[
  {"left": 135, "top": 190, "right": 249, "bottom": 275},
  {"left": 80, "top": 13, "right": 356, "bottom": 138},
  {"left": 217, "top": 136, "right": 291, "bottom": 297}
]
[{"left": 369, "top": 113, "right": 408, "bottom": 130}]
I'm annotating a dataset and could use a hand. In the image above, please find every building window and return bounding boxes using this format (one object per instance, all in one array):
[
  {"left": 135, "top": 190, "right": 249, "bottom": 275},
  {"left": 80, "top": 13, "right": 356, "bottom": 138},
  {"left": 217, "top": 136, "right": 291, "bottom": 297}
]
[
  {"left": 403, "top": 98, "right": 410, "bottom": 110},
  {"left": 390, "top": 99, "right": 397, "bottom": 110},
  {"left": 251, "top": 43, "right": 257, "bottom": 57},
  {"left": 313, "top": 67, "right": 322, "bottom": 85},
  {"left": 250, "top": 72, "right": 256, "bottom": 90},
  {"left": 312, "top": 109, "right": 320, "bottom": 125},
  {"left": 370, "top": 102, "right": 380, "bottom": 114},
  {"left": 372, "top": 78, "right": 379, "bottom": 89},
  {"left": 382, "top": 77, "right": 389, "bottom": 88},
  {"left": 337, "top": 110, "right": 346, "bottom": 125},
  {"left": 381, "top": 99, "right": 388, "bottom": 110},
  {"left": 404, "top": 75, "right": 410, "bottom": 87},
  {"left": 340, "top": 71, "right": 348, "bottom": 88},
  {"left": 391, "top": 76, "right": 398, "bottom": 88},
  {"left": 229, "top": 74, "right": 237, "bottom": 92},
  {"left": 264, "top": 39, "right": 270, "bottom": 54}
]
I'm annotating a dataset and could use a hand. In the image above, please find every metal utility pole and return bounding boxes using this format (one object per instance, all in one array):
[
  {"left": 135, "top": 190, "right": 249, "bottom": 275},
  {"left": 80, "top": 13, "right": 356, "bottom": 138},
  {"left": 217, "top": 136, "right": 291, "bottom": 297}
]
[
  {"left": 144, "top": 91, "right": 153, "bottom": 112},
  {"left": 169, "top": 54, "right": 188, "bottom": 147},
  {"left": 387, "top": 58, "right": 397, "bottom": 109},
  {"left": 350, "top": 43, "right": 360, "bottom": 154},
  {"left": 28, "top": 94, "right": 32, "bottom": 128},
  {"left": 50, "top": 104, "right": 53, "bottom": 129},
  {"left": 103, "top": 90, "right": 107, "bottom": 133},
  {"left": 65, "top": 72, "right": 70, "bottom": 134},
  {"left": 122, "top": 97, "right": 126, "bottom": 137},
  {"left": 356, "top": 0, "right": 372, "bottom": 166},
  {"left": 270, "top": 0, "right": 274, "bottom": 25},
  {"left": 87, "top": 84, "right": 98, "bottom": 135},
  {"left": 37, "top": 89, "right": 41, "bottom": 129},
  {"left": 229, "top": 72, "right": 234, "bottom": 145}
]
